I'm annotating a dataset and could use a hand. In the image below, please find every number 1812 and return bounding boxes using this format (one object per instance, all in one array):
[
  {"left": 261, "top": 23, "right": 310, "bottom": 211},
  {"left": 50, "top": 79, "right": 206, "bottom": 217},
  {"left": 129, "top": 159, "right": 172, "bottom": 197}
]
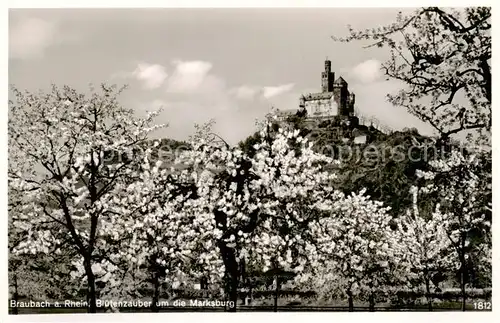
[{"left": 473, "top": 302, "right": 492, "bottom": 310}]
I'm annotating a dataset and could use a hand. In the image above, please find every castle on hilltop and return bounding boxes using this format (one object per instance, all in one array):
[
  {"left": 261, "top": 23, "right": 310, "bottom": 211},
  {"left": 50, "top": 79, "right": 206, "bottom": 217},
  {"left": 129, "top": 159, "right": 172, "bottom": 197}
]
[
  {"left": 278, "top": 59, "right": 359, "bottom": 127},
  {"left": 300, "top": 59, "right": 355, "bottom": 118},
  {"left": 276, "top": 58, "right": 392, "bottom": 145}
]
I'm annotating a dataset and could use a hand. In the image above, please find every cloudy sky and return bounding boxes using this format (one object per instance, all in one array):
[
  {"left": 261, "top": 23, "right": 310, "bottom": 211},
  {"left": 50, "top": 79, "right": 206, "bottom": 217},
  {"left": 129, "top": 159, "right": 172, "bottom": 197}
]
[{"left": 9, "top": 8, "right": 436, "bottom": 145}]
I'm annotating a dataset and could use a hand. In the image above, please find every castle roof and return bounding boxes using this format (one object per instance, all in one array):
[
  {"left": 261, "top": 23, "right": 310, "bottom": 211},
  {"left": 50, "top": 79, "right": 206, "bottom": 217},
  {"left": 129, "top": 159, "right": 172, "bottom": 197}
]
[
  {"left": 334, "top": 77, "right": 347, "bottom": 85},
  {"left": 303, "top": 92, "right": 334, "bottom": 101}
]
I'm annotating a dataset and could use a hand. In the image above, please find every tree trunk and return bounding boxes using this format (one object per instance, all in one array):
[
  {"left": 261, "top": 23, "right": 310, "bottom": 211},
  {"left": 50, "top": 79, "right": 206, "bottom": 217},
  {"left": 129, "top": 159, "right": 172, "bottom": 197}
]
[
  {"left": 369, "top": 292, "right": 375, "bottom": 312},
  {"left": 460, "top": 268, "right": 466, "bottom": 311},
  {"left": 151, "top": 267, "right": 161, "bottom": 313},
  {"left": 273, "top": 276, "right": 280, "bottom": 312},
  {"left": 226, "top": 270, "right": 238, "bottom": 312},
  {"left": 425, "top": 278, "right": 433, "bottom": 311},
  {"left": 219, "top": 242, "right": 239, "bottom": 312},
  {"left": 12, "top": 272, "right": 19, "bottom": 315},
  {"left": 200, "top": 276, "right": 208, "bottom": 290},
  {"left": 460, "top": 234, "right": 467, "bottom": 311},
  {"left": 461, "top": 269, "right": 466, "bottom": 311},
  {"left": 347, "top": 289, "right": 354, "bottom": 312},
  {"left": 84, "top": 258, "right": 98, "bottom": 313},
  {"left": 239, "top": 260, "right": 246, "bottom": 305}
]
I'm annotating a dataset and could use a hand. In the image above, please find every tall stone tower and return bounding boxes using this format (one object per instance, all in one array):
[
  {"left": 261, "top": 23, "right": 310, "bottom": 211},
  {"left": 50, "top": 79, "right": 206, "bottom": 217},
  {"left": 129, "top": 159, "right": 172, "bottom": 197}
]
[{"left": 321, "top": 59, "right": 335, "bottom": 93}]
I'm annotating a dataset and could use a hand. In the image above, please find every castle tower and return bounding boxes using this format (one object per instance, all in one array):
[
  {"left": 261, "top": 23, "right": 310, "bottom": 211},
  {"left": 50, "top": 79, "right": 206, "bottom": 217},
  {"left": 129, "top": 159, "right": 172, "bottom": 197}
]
[
  {"left": 321, "top": 59, "right": 334, "bottom": 93},
  {"left": 348, "top": 92, "right": 356, "bottom": 116},
  {"left": 333, "top": 77, "right": 349, "bottom": 116}
]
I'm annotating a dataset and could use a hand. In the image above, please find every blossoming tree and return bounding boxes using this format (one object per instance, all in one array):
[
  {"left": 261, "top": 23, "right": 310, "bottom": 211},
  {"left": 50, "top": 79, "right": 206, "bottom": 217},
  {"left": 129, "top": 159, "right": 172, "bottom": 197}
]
[
  {"left": 393, "top": 186, "right": 455, "bottom": 310},
  {"left": 311, "top": 190, "right": 401, "bottom": 311},
  {"left": 415, "top": 148, "right": 491, "bottom": 311},
  {"left": 98, "top": 143, "right": 224, "bottom": 311},
  {"left": 8, "top": 84, "right": 164, "bottom": 313},
  {"left": 170, "top": 120, "right": 339, "bottom": 310},
  {"left": 334, "top": 7, "right": 491, "bottom": 143}
]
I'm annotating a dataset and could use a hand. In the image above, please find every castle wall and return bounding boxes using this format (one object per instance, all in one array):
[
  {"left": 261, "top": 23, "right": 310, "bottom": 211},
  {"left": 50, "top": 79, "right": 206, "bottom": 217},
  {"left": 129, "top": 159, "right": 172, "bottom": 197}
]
[{"left": 304, "top": 97, "right": 338, "bottom": 117}]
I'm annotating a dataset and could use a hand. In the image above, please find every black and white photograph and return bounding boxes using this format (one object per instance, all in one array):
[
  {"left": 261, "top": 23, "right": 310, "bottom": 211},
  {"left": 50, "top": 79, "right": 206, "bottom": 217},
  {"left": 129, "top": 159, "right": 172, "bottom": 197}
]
[{"left": 6, "top": 3, "right": 493, "bottom": 318}]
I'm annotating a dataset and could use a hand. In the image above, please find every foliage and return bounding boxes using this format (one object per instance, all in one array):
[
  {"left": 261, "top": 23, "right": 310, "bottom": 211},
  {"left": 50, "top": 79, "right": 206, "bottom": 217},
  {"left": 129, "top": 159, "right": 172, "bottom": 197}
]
[
  {"left": 310, "top": 190, "right": 401, "bottom": 308},
  {"left": 393, "top": 186, "right": 454, "bottom": 307},
  {"left": 174, "top": 121, "right": 339, "bottom": 309},
  {"left": 334, "top": 128, "right": 435, "bottom": 216},
  {"left": 334, "top": 7, "right": 491, "bottom": 142},
  {"left": 8, "top": 84, "right": 164, "bottom": 312},
  {"left": 8, "top": 79, "right": 492, "bottom": 313},
  {"left": 97, "top": 142, "right": 223, "bottom": 307},
  {"left": 415, "top": 147, "right": 491, "bottom": 309}
]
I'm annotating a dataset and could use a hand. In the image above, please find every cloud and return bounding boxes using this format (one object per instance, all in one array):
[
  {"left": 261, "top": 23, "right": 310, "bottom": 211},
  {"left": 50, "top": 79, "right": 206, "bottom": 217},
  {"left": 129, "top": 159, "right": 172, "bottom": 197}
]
[
  {"left": 166, "top": 60, "right": 214, "bottom": 93},
  {"left": 350, "top": 59, "right": 382, "bottom": 84},
  {"left": 9, "top": 17, "right": 58, "bottom": 59},
  {"left": 132, "top": 63, "right": 168, "bottom": 90},
  {"left": 127, "top": 59, "right": 300, "bottom": 143},
  {"left": 262, "top": 83, "right": 295, "bottom": 99},
  {"left": 230, "top": 85, "right": 259, "bottom": 100}
]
